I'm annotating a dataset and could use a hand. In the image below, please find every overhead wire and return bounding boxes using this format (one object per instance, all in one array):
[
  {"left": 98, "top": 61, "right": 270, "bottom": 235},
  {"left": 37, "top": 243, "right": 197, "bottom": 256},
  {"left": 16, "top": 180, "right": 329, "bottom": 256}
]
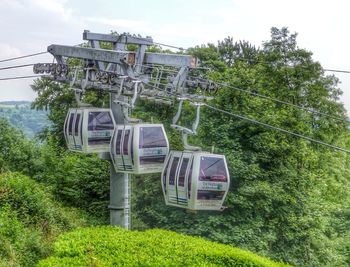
[
  {"left": 0, "top": 63, "right": 45, "bottom": 81},
  {"left": 324, "top": 69, "right": 350, "bottom": 74},
  {"left": 0, "top": 75, "right": 47, "bottom": 81},
  {"left": 228, "top": 56, "right": 350, "bottom": 74},
  {"left": 145, "top": 76, "right": 350, "bottom": 154},
  {"left": 182, "top": 72, "right": 349, "bottom": 123},
  {"left": 0, "top": 63, "right": 34, "bottom": 71},
  {"left": 0, "top": 53, "right": 49, "bottom": 82},
  {"left": 0, "top": 51, "right": 48, "bottom": 63},
  {"left": 1, "top": 59, "right": 344, "bottom": 154},
  {"left": 142, "top": 41, "right": 350, "bottom": 72},
  {"left": 211, "top": 54, "right": 350, "bottom": 75},
  {"left": 202, "top": 102, "right": 350, "bottom": 154},
  {"left": 144, "top": 84, "right": 350, "bottom": 154},
  {"left": 1, "top": 41, "right": 349, "bottom": 154},
  {"left": 143, "top": 72, "right": 349, "bottom": 125},
  {"left": 152, "top": 41, "right": 185, "bottom": 51},
  {"left": 215, "top": 81, "right": 349, "bottom": 123},
  {"left": 9, "top": 58, "right": 342, "bottom": 124},
  {"left": 128, "top": 35, "right": 185, "bottom": 51}
]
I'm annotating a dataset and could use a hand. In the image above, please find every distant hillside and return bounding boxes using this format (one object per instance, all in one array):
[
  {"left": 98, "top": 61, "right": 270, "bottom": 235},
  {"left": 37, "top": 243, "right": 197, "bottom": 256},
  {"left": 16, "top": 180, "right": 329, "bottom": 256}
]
[
  {"left": 0, "top": 101, "right": 50, "bottom": 138},
  {"left": 0, "top": 100, "right": 31, "bottom": 107}
]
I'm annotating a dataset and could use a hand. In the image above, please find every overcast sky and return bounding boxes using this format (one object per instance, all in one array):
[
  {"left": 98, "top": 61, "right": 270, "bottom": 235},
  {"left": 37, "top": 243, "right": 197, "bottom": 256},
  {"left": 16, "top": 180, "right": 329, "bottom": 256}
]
[{"left": 1, "top": 0, "right": 350, "bottom": 114}]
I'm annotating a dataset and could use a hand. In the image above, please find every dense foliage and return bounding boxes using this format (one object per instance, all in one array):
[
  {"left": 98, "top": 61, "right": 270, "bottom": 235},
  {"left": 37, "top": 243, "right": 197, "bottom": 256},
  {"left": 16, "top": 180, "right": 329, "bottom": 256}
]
[
  {"left": 1, "top": 27, "right": 350, "bottom": 266},
  {"left": 132, "top": 28, "right": 350, "bottom": 266},
  {"left": 0, "top": 172, "right": 88, "bottom": 267},
  {"left": 0, "top": 117, "right": 110, "bottom": 223},
  {"left": 38, "top": 226, "right": 287, "bottom": 267},
  {"left": 0, "top": 118, "right": 38, "bottom": 175},
  {"left": 0, "top": 118, "right": 108, "bottom": 266},
  {"left": 33, "top": 144, "right": 110, "bottom": 222}
]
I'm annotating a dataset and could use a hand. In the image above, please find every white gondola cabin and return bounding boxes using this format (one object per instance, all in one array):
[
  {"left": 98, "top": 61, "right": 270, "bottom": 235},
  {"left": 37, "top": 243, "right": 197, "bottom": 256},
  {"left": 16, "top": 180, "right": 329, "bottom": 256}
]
[
  {"left": 64, "top": 108, "right": 115, "bottom": 153},
  {"left": 162, "top": 151, "right": 230, "bottom": 211},
  {"left": 110, "top": 124, "right": 169, "bottom": 174}
]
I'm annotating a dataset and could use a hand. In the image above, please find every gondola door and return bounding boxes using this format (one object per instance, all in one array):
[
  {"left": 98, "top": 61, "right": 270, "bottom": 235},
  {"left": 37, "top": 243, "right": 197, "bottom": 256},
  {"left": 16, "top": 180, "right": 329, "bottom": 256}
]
[
  {"left": 120, "top": 125, "right": 133, "bottom": 172},
  {"left": 63, "top": 111, "right": 69, "bottom": 147},
  {"left": 161, "top": 153, "right": 171, "bottom": 205},
  {"left": 73, "top": 109, "right": 83, "bottom": 151},
  {"left": 166, "top": 152, "right": 182, "bottom": 206},
  {"left": 175, "top": 153, "right": 192, "bottom": 207},
  {"left": 112, "top": 126, "right": 125, "bottom": 171},
  {"left": 65, "top": 110, "right": 76, "bottom": 151}
]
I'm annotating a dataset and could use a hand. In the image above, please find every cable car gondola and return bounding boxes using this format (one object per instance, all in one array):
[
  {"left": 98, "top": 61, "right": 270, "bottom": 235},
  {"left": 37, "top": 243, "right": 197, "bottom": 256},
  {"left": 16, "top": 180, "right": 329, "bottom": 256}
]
[
  {"left": 110, "top": 123, "right": 169, "bottom": 174},
  {"left": 161, "top": 151, "right": 230, "bottom": 211},
  {"left": 64, "top": 108, "right": 115, "bottom": 153}
]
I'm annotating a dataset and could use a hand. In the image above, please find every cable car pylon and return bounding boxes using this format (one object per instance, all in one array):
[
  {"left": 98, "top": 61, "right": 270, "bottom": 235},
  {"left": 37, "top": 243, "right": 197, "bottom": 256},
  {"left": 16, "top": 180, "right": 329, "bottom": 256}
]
[{"left": 33, "top": 30, "right": 223, "bottom": 227}]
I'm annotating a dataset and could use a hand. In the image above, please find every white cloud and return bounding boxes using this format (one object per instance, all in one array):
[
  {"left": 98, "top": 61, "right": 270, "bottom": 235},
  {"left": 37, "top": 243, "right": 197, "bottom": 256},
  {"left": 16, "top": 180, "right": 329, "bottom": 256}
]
[
  {"left": 30, "top": 0, "right": 72, "bottom": 18},
  {"left": 84, "top": 17, "right": 151, "bottom": 32},
  {"left": 0, "top": 44, "right": 21, "bottom": 58}
]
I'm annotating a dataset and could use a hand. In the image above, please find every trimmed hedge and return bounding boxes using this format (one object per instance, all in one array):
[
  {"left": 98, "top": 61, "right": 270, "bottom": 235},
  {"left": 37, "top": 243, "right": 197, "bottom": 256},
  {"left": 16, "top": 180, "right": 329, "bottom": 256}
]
[{"left": 38, "top": 226, "right": 289, "bottom": 267}]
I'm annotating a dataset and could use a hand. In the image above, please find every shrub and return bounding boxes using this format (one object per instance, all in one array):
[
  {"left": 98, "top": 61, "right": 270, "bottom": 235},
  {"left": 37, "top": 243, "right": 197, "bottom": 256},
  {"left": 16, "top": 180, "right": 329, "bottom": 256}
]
[
  {"left": 39, "top": 226, "right": 289, "bottom": 266},
  {"left": 0, "top": 172, "right": 88, "bottom": 266},
  {"left": 32, "top": 144, "right": 110, "bottom": 224},
  {"left": 0, "top": 118, "right": 38, "bottom": 176}
]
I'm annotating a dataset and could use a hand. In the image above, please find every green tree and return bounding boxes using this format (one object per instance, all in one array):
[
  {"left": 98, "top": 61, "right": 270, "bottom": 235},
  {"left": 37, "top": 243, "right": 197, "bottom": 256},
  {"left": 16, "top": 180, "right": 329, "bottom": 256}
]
[
  {"left": 0, "top": 118, "right": 38, "bottom": 176},
  {"left": 133, "top": 28, "right": 350, "bottom": 266},
  {"left": 31, "top": 79, "right": 75, "bottom": 147},
  {"left": 218, "top": 37, "right": 259, "bottom": 66}
]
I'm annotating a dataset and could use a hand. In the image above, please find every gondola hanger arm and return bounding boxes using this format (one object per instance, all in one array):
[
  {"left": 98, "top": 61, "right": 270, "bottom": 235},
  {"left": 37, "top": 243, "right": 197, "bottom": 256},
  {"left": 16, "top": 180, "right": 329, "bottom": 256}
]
[
  {"left": 117, "top": 75, "right": 129, "bottom": 98},
  {"left": 113, "top": 80, "right": 142, "bottom": 123},
  {"left": 81, "top": 67, "right": 94, "bottom": 91},
  {"left": 171, "top": 99, "right": 204, "bottom": 151},
  {"left": 73, "top": 88, "right": 91, "bottom": 107},
  {"left": 181, "top": 131, "right": 201, "bottom": 151},
  {"left": 189, "top": 102, "right": 204, "bottom": 135},
  {"left": 69, "top": 68, "right": 79, "bottom": 87},
  {"left": 171, "top": 99, "right": 203, "bottom": 135},
  {"left": 172, "top": 98, "right": 185, "bottom": 125},
  {"left": 69, "top": 68, "right": 91, "bottom": 107},
  {"left": 113, "top": 80, "right": 141, "bottom": 109}
]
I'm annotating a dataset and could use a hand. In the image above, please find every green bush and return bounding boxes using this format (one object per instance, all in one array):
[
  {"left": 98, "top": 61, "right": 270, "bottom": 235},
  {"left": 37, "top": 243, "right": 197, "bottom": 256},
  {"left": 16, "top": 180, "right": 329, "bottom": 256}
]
[
  {"left": 0, "top": 118, "right": 38, "bottom": 176},
  {"left": 38, "top": 226, "right": 289, "bottom": 267},
  {"left": 32, "top": 144, "right": 110, "bottom": 224},
  {"left": 0, "top": 172, "right": 88, "bottom": 266}
]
